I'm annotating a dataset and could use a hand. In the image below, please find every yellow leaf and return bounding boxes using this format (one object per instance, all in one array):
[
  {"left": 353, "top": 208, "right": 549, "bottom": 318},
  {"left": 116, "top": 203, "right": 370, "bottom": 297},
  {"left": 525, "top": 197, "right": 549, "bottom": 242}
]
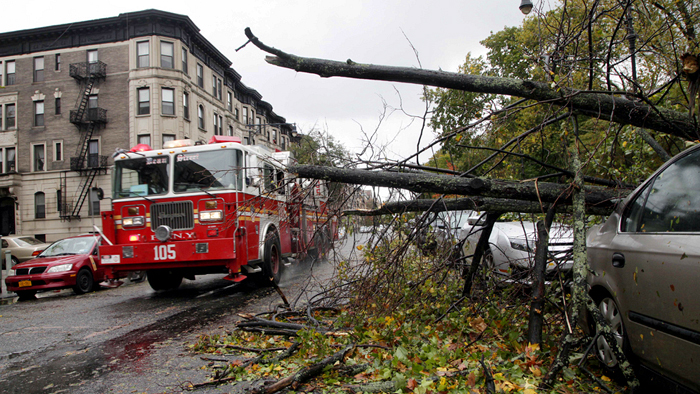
[
  {"left": 601, "top": 375, "right": 611, "bottom": 382},
  {"left": 524, "top": 389, "right": 538, "bottom": 394}
]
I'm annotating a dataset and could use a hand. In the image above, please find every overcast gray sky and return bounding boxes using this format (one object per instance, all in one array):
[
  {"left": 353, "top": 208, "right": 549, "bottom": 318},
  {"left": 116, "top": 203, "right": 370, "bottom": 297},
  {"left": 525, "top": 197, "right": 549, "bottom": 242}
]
[{"left": 3, "top": 0, "right": 527, "bottom": 162}]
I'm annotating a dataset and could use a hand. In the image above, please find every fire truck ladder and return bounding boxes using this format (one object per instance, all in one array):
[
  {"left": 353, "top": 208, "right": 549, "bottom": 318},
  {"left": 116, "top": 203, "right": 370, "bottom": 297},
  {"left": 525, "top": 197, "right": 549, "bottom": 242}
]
[{"left": 61, "top": 61, "right": 108, "bottom": 221}]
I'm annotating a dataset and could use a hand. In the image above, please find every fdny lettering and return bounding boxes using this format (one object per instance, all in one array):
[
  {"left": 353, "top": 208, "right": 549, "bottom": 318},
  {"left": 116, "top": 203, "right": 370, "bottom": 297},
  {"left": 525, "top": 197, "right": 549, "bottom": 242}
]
[{"left": 150, "top": 232, "right": 196, "bottom": 241}]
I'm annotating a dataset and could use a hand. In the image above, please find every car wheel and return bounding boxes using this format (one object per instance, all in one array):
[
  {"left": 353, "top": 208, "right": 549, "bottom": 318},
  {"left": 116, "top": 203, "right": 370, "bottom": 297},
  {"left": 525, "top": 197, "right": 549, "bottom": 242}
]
[
  {"left": 73, "top": 268, "right": 95, "bottom": 294},
  {"left": 11, "top": 256, "right": 19, "bottom": 267},
  {"left": 146, "top": 270, "right": 183, "bottom": 291},
  {"left": 257, "top": 232, "right": 282, "bottom": 286},
  {"left": 595, "top": 296, "right": 626, "bottom": 368},
  {"left": 16, "top": 290, "right": 37, "bottom": 300}
]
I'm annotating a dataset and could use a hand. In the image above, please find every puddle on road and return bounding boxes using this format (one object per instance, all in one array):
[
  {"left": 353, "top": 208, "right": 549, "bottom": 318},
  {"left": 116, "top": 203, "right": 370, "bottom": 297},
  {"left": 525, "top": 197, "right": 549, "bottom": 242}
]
[{"left": 1, "top": 283, "right": 274, "bottom": 394}]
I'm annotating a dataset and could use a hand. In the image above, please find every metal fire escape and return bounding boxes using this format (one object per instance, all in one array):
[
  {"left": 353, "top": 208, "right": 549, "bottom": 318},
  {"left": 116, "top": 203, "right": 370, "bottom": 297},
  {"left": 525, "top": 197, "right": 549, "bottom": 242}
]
[{"left": 60, "top": 61, "right": 108, "bottom": 221}]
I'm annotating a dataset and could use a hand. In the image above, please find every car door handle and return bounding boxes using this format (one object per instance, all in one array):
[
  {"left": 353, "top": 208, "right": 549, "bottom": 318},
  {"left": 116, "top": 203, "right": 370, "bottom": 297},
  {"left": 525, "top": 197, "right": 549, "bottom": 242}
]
[{"left": 612, "top": 252, "right": 625, "bottom": 268}]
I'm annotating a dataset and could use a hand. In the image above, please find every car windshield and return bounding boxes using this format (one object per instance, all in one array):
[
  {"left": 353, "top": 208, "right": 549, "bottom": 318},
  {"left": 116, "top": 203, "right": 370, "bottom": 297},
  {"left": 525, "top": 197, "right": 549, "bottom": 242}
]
[
  {"left": 39, "top": 237, "right": 98, "bottom": 257},
  {"left": 14, "top": 237, "right": 45, "bottom": 247},
  {"left": 173, "top": 149, "right": 243, "bottom": 192},
  {"left": 113, "top": 156, "right": 170, "bottom": 198}
]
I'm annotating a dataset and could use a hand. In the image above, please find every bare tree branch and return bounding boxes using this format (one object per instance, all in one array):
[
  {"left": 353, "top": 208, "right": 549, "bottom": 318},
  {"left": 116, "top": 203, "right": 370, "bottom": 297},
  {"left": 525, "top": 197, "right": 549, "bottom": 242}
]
[{"left": 244, "top": 28, "right": 698, "bottom": 140}]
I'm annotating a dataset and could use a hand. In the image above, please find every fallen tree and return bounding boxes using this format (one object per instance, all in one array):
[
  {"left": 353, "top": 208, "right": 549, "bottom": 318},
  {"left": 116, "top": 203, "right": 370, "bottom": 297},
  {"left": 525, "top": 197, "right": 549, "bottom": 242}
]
[
  {"left": 289, "top": 164, "right": 630, "bottom": 214},
  {"left": 342, "top": 196, "right": 614, "bottom": 217},
  {"left": 244, "top": 28, "right": 699, "bottom": 141}
]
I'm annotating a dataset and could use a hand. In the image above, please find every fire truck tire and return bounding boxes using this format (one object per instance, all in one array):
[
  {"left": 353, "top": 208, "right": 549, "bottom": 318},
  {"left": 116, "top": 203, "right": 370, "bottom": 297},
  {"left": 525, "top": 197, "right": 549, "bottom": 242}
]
[
  {"left": 146, "top": 269, "right": 183, "bottom": 291},
  {"left": 73, "top": 268, "right": 95, "bottom": 294},
  {"left": 260, "top": 232, "right": 282, "bottom": 285}
]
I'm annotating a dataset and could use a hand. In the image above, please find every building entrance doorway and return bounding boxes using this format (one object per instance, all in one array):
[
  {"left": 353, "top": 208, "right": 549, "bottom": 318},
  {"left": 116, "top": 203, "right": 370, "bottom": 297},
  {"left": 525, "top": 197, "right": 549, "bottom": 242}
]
[{"left": 0, "top": 197, "right": 15, "bottom": 235}]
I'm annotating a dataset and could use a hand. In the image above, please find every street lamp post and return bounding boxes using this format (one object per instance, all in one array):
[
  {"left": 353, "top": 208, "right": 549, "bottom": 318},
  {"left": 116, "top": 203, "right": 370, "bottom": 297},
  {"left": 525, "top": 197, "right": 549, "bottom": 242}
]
[{"left": 520, "top": 0, "right": 533, "bottom": 15}]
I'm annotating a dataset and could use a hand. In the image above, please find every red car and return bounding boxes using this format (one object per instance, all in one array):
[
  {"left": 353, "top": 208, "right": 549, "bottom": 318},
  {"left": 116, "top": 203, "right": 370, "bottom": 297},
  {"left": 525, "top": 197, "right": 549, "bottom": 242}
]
[{"left": 5, "top": 235, "right": 104, "bottom": 300}]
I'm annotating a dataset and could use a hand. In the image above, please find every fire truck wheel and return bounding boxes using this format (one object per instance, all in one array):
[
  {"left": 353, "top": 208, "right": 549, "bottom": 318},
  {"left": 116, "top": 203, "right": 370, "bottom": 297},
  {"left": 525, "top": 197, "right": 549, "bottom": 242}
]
[
  {"left": 261, "top": 232, "right": 282, "bottom": 285},
  {"left": 73, "top": 268, "right": 95, "bottom": 294},
  {"left": 146, "top": 269, "right": 183, "bottom": 291}
]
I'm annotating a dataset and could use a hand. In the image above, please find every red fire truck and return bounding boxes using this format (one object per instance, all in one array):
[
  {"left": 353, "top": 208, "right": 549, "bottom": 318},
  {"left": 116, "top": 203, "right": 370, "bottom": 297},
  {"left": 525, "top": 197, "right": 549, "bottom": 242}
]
[{"left": 98, "top": 136, "right": 335, "bottom": 291}]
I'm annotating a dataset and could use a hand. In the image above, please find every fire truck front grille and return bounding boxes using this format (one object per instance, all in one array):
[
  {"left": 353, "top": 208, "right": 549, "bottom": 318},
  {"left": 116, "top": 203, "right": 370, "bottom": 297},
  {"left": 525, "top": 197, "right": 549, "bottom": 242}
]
[{"left": 151, "top": 201, "right": 194, "bottom": 230}]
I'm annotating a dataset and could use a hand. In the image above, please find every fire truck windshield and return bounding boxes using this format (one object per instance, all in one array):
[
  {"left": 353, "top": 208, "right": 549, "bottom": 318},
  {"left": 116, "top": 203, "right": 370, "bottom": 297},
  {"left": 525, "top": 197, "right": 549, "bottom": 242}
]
[
  {"left": 113, "top": 157, "right": 169, "bottom": 198},
  {"left": 174, "top": 149, "right": 243, "bottom": 192}
]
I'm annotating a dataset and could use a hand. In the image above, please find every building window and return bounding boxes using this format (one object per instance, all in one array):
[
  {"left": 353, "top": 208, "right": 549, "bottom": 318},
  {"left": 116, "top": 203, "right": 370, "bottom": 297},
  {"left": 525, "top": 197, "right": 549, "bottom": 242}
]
[
  {"left": 57, "top": 190, "right": 62, "bottom": 213},
  {"left": 183, "top": 92, "right": 190, "bottom": 120},
  {"left": 217, "top": 79, "right": 223, "bottom": 101},
  {"left": 87, "top": 50, "right": 98, "bottom": 63},
  {"left": 33, "top": 144, "right": 45, "bottom": 172},
  {"left": 55, "top": 54, "right": 61, "bottom": 71},
  {"left": 5, "top": 148, "right": 15, "bottom": 172},
  {"left": 34, "top": 57, "right": 44, "bottom": 82},
  {"left": 137, "top": 88, "right": 150, "bottom": 115},
  {"left": 88, "top": 95, "right": 98, "bottom": 109},
  {"left": 34, "top": 101, "right": 45, "bottom": 127},
  {"left": 54, "top": 141, "right": 63, "bottom": 161},
  {"left": 227, "top": 92, "right": 233, "bottom": 111},
  {"left": 272, "top": 129, "right": 278, "bottom": 144},
  {"left": 55, "top": 97, "right": 61, "bottom": 115},
  {"left": 198, "top": 105, "right": 205, "bottom": 129},
  {"left": 5, "top": 104, "right": 15, "bottom": 130},
  {"left": 89, "top": 188, "right": 100, "bottom": 216},
  {"left": 281, "top": 137, "right": 286, "bottom": 150},
  {"left": 6, "top": 61, "right": 15, "bottom": 85},
  {"left": 88, "top": 140, "right": 99, "bottom": 168},
  {"left": 137, "top": 41, "right": 150, "bottom": 68},
  {"left": 87, "top": 50, "right": 98, "bottom": 74},
  {"left": 35, "top": 192, "right": 46, "bottom": 219},
  {"left": 138, "top": 134, "right": 151, "bottom": 146},
  {"left": 212, "top": 75, "right": 217, "bottom": 97},
  {"left": 163, "top": 134, "right": 175, "bottom": 147},
  {"left": 242, "top": 107, "right": 248, "bottom": 124},
  {"left": 228, "top": 125, "right": 233, "bottom": 137},
  {"left": 197, "top": 64, "right": 203, "bottom": 88},
  {"left": 243, "top": 136, "right": 250, "bottom": 145},
  {"left": 214, "top": 113, "right": 220, "bottom": 135},
  {"left": 161, "top": 41, "right": 174, "bottom": 69},
  {"left": 234, "top": 107, "right": 239, "bottom": 120},
  {"left": 162, "top": 88, "right": 174, "bottom": 115},
  {"left": 182, "top": 47, "right": 188, "bottom": 74}
]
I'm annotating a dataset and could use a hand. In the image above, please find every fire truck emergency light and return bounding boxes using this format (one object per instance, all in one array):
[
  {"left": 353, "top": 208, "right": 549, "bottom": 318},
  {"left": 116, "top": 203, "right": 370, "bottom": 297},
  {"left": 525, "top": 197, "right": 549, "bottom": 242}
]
[
  {"left": 163, "top": 139, "right": 195, "bottom": 148},
  {"left": 130, "top": 143, "right": 152, "bottom": 152}
]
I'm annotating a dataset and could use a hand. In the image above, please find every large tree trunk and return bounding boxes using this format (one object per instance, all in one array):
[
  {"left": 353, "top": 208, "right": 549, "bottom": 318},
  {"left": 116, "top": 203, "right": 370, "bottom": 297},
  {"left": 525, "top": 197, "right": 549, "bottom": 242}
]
[
  {"left": 527, "top": 207, "right": 556, "bottom": 345},
  {"left": 343, "top": 196, "right": 614, "bottom": 217},
  {"left": 289, "top": 165, "right": 628, "bottom": 212},
  {"left": 244, "top": 28, "right": 699, "bottom": 141}
]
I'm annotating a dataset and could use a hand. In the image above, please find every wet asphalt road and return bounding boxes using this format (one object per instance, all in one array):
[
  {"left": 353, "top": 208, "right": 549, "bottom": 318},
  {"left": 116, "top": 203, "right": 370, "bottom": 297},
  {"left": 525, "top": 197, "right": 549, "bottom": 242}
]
[{"left": 0, "top": 251, "right": 348, "bottom": 394}]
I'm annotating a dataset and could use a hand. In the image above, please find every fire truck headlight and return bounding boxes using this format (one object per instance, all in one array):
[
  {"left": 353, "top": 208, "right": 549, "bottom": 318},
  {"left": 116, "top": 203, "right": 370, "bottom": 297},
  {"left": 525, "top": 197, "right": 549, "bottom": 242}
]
[
  {"left": 200, "top": 210, "right": 223, "bottom": 222},
  {"left": 123, "top": 216, "right": 145, "bottom": 227},
  {"left": 155, "top": 225, "right": 172, "bottom": 242}
]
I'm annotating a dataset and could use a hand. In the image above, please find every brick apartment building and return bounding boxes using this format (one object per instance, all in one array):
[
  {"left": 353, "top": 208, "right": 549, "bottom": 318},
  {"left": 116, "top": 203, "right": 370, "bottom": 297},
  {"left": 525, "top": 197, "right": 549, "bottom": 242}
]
[{"left": 0, "top": 9, "right": 297, "bottom": 242}]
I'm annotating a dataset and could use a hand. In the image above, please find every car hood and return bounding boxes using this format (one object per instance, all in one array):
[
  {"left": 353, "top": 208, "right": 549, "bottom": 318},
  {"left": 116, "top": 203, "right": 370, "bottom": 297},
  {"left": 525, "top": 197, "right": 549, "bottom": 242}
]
[
  {"left": 495, "top": 221, "right": 573, "bottom": 241},
  {"left": 12, "top": 254, "right": 87, "bottom": 268}
]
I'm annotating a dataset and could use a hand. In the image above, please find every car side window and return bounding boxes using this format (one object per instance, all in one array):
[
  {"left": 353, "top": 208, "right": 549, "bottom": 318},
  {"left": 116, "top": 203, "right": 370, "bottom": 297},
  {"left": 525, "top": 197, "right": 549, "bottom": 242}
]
[
  {"left": 1, "top": 239, "right": 7, "bottom": 248},
  {"left": 623, "top": 150, "right": 700, "bottom": 232}
]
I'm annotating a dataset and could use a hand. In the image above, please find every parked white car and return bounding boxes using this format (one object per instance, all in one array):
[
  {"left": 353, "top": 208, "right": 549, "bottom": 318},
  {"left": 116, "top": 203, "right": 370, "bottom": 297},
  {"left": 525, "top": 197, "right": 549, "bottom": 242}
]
[{"left": 461, "top": 214, "right": 573, "bottom": 280}]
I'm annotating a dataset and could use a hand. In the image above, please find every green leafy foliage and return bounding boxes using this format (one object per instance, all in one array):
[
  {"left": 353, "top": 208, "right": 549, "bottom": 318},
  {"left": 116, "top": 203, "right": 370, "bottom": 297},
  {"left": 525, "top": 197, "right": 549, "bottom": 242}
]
[{"left": 192, "top": 229, "right": 624, "bottom": 393}]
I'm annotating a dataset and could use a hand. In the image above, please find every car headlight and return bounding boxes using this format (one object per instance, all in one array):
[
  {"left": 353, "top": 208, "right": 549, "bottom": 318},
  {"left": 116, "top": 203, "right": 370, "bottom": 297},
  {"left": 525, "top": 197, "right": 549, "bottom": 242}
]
[
  {"left": 510, "top": 238, "right": 533, "bottom": 252},
  {"left": 46, "top": 263, "right": 73, "bottom": 273},
  {"left": 8, "top": 268, "right": 15, "bottom": 276}
]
